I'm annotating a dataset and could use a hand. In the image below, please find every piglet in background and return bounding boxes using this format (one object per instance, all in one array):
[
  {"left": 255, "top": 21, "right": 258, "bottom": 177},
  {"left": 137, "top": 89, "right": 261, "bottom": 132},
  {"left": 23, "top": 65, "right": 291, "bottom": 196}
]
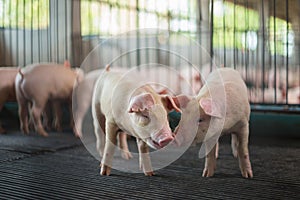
[
  {"left": 73, "top": 69, "right": 103, "bottom": 138},
  {"left": 15, "top": 62, "right": 84, "bottom": 137},
  {"left": 92, "top": 65, "right": 179, "bottom": 176},
  {"left": 0, "top": 67, "right": 19, "bottom": 133},
  {"left": 174, "top": 68, "right": 253, "bottom": 178}
]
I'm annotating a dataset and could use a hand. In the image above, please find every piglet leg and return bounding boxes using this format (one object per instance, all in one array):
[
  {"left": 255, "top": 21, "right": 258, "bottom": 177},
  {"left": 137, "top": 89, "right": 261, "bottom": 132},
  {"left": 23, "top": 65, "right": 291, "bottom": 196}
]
[
  {"left": 19, "top": 100, "right": 30, "bottom": 134},
  {"left": 118, "top": 132, "right": 133, "bottom": 160},
  {"left": 202, "top": 142, "right": 217, "bottom": 177},
  {"left": 31, "top": 102, "right": 48, "bottom": 137},
  {"left": 236, "top": 124, "right": 253, "bottom": 178},
  {"left": 93, "top": 103, "right": 106, "bottom": 156},
  {"left": 100, "top": 122, "right": 118, "bottom": 176},
  {"left": 52, "top": 102, "right": 63, "bottom": 132},
  {"left": 136, "top": 138, "right": 154, "bottom": 176},
  {"left": 231, "top": 134, "right": 238, "bottom": 158}
]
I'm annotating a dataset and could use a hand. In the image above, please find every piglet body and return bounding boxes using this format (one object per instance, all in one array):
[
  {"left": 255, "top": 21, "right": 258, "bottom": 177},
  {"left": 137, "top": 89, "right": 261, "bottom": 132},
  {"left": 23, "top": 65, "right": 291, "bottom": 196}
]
[
  {"left": 15, "top": 63, "right": 84, "bottom": 136},
  {"left": 175, "top": 68, "right": 253, "bottom": 178},
  {"left": 92, "top": 66, "right": 178, "bottom": 176}
]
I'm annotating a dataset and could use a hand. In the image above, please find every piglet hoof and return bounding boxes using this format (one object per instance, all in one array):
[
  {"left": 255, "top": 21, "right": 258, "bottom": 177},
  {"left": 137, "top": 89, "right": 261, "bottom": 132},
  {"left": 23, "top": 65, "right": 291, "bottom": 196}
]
[
  {"left": 239, "top": 154, "right": 253, "bottom": 178},
  {"left": 55, "top": 125, "right": 62, "bottom": 132},
  {"left": 100, "top": 164, "right": 111, "bottom": 176},
  {"left": 140, "top": 164, "right": 154, "bottom": 176},
  {"left": 202, "top": 168, "right": 215, "bottom": 177},
  {"left": 74, "top": 132, "right": 82, "bottom": 139},
  {"left": 74, "top": 130, "right": 82, "bottom": 138},
  {"left": 121, "top": 151, "right": 133, "bottom": 160},
  {"left": 41, "top": 133, "right": 49, "bottom": 137},
  {"left": 38, "top": 130, "right": 49, "bottom": 137},
  {"left": 232, "top": 150, "right": 238, "bottom": 158},
  {"left": 241, "top": 168, "right": 253, "bottom": 178},
  {"left": 21, "top": 126, "right": 29, "bottom": 135},
  {"left": 144, "top": 171, "right": 155, "bottom": 176}
]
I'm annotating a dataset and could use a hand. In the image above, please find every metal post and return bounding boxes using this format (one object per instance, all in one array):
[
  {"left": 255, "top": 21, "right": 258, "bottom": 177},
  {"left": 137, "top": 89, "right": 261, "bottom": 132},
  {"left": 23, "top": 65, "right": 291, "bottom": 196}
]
[
  {"left": 210, "top": 0, "right": 214, "bottom": 71},
  {"left": 273, "top": 0, "right": 277, "bottom": 103},
  {"left": 285, "top": 0, "right": 289, "bottom": 104}
]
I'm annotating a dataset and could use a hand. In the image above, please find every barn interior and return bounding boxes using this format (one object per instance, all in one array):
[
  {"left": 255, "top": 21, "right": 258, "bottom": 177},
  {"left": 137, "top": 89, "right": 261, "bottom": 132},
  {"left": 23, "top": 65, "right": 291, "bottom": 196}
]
[{"left": 0, "top": 0, "right": 299, "bottom": 199}]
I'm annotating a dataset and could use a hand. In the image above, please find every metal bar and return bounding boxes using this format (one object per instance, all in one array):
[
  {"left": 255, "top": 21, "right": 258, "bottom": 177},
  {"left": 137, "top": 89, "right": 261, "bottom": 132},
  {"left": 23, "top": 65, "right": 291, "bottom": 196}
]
[
  {"left": 245, "top": 0, "right": 249, "bottom": 82},
  {"left": 136, "top": 0, "right": 140, "bottom": 66},
  {"left": 233, "top": 0, "right": 236, "bottom": 69},
  {"left": 273, "top": 0, "right": 277, "bottom": 103},
  {"left": 126, "top": 2, "right": 131, "bottom": 68},
  {"left": 251, "top": 104, "right": 300, "bottom": 114},
  {"left": 48, "top": 0, "right": 52, "bottom": 62},
  {"left": 38, "top": 0, "right": 41, "bottom": 62},
  {"left": 261, "top": 0, "right": 265, "bottom": 103},
  {"left": 198, "top": 0, "right": 202, "bottom": 66},
  {"left": 65, "top": 0, "right": 68, "bottom": 61},
  {"left": 210, "top": 0, "right": 214, "bottom": 71},
  {"left": 188, "top": 0, "right": 192, "bottom": 69},
  {"left": 223, "top": 0, "right": 226, "bottom": 67},
  {"left": 2, "top": 1, "right": 6, "bottom": 65},
  {"left": 56, "top": 0, "right": 59, "bottom": 62},
  {"left": 23, "top": 0, "right": 26, "bottom": 65},
  {"left": 9, "top": 0, "right": 12, "bottom": 65},
  {"left": 285, "top": 0, "right": 289, "bottom": 104},
  {"left": 70, "top": 1, "right": 75, "bottom": 65},
  {"left": 16, "top": 0, "right": 19, "bottom": 66},
  {"left": 31, "top": 0, "right": 34, "bottom": 63},
  {"left": 88, "top": 0, "right": 92, "bottom": 53}
]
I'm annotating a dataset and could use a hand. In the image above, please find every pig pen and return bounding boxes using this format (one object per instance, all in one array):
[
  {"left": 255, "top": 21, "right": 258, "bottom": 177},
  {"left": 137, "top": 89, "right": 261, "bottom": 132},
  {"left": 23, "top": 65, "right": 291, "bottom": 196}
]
[
  {"left": 0, "top": 105, "right": 299, "bottom": 199},
  {"left": 1, "top": 0, "right": 300, "bottom": 199}
]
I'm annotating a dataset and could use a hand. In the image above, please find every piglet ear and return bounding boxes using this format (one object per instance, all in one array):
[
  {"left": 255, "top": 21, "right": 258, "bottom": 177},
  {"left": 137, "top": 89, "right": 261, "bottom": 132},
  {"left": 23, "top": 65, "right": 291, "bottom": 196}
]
[
  {"left": 128, "top": 93, "right": 155, "bottom": 113},
  {"left": 161, "top": 95, "right": 182, "bottom": 113},
  {"left": 199, "top": 98, "right": 222, "bottom": 118},
  {"left": 64, "top": 60, "right": 71, "bottom": 68},
  {"left": 173, "top": 95, "right": 192, "bottom": 110}
]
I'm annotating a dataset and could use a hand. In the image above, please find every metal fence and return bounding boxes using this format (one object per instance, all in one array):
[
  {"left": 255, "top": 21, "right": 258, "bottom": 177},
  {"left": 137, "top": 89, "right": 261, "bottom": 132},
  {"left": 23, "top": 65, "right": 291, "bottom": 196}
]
[{"left": 0, "top": 0, "right": 299, "bottom": 111}]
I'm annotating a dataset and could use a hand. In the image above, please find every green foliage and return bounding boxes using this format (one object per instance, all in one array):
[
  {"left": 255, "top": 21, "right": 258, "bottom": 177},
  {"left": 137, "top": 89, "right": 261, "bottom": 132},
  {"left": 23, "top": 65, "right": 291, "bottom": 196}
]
[
  {"left": 269, "top": 16, "right": 293, "bottom": 56},
  {"left": 0, "top": 0, "right": 49, "bottom": 29},
  {"left": 213, "top": 2, "right": 259, "bottom": 49}
]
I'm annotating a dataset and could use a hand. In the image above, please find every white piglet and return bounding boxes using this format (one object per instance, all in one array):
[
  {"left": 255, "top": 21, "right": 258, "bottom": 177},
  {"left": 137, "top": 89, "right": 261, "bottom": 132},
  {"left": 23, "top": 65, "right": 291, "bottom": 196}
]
[
  {"left": 15, "top": 63, "right": 84, "bottom": 137},
  {"left": 174, "top": 68, "right": 253, "bottom": 178},
  {"left": 92, "top": 66, "right": 179, "bottom": 176}
]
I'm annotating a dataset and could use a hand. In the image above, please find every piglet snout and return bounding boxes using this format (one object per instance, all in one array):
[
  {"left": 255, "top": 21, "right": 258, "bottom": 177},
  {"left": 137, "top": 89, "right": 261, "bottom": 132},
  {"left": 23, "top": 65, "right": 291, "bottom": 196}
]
[{"left": 157, "top": 133, "right": 174, "bottom": 148}]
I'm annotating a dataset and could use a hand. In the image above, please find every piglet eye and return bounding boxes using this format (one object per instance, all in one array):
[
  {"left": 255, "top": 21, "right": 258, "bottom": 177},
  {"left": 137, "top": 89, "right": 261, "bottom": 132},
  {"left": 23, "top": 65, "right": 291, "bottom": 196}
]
[
  {"left": 197, "top": 118, "right": 203, "bottom": 123},
  {"left": 142, "top": 114, "right": 149, "bottom": 119}
]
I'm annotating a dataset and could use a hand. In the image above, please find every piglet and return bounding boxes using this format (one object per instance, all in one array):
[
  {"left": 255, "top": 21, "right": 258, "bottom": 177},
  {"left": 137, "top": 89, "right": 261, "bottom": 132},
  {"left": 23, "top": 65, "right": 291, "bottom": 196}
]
[
  {"left": 73, "top": 68, "right": 132, "bottom": 160},
  {"left": 92, "top": 65, "right": 179, "bottom": 176},
  {"left": 15, "top": 63, "right": 84, "bottom": 137},
  {"left": 174, "top": 68, "right": 253, "bottom": 178}
]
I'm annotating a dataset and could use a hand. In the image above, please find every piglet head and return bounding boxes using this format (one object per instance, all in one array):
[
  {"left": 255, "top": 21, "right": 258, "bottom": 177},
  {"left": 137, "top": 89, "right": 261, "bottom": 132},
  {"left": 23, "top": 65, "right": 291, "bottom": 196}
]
[
  {"left": 172, "top": 95, "right": 224, "bottom": 146},
  {"left": 128, "top": 93, "right": 174, "bottom": 149}
]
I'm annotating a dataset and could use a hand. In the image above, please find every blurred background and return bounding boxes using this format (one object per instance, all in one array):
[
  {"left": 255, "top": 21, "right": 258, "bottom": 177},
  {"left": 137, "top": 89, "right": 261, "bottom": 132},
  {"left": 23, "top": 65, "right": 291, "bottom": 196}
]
[{"left": 0, "top": 0, "right": 299, "bottom": 135}]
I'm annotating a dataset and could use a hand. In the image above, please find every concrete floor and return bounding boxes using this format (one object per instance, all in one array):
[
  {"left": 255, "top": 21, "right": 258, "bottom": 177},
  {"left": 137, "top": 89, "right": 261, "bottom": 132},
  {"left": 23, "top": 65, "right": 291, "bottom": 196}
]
[{"left": 0, "top": 129, "right": 299, "bottom": 200}]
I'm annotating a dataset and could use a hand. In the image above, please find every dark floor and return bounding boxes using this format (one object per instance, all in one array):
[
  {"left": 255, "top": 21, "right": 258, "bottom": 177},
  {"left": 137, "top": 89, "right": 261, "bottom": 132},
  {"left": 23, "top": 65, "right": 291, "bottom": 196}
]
[
  {"left": 0, "top": 106, "right": 300, "bottom": 200},
  {"left": 0, "top": 129, "right": 299, "bottom": 200}
]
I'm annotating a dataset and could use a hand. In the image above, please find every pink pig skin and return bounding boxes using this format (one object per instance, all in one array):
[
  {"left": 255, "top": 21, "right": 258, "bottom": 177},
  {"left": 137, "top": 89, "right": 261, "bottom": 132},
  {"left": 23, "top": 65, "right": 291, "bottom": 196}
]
[
  {"left": 174, "top": 68, "right": 253, "bottom": 178},
  {"left": 0, "top": 67, "right": 19, "bottom": 133},
  {"left": 92, "top": 66, "right": 179, "bottom": 176},
  {"left": 15, "top": 63, "right": 84, "bottom": 137},
  {"left": 73, "top": 69, "right": 102, "bottom": 138}
]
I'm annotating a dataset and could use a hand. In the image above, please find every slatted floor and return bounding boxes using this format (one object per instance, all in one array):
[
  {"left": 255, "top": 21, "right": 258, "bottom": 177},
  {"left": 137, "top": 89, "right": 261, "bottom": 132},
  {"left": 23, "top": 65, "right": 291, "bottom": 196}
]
[{"left": 1, "top": 130, "right": 299, "bottom": 200}]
